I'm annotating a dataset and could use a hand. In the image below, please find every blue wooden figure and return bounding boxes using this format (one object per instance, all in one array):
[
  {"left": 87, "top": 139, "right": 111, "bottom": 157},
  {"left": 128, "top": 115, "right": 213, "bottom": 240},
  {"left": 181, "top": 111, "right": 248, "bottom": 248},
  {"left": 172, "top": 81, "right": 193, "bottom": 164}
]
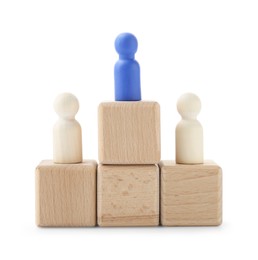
[{"left": 114, "top": 33, "right": 141, "bottom": 101}]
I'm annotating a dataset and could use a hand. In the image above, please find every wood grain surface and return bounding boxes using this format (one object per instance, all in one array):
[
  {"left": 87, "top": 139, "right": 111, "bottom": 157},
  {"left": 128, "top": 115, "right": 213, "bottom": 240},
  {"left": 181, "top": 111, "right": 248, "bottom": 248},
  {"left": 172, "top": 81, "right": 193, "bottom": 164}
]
[
  {"left": 98, "top": 164, "right": 160, "bottom": 226},
  {"left": 35, "top": 160, "right": 97, "bottom": 227},
  {"left": 160, "top": 160, "right": 222, "bottom": 226},
  {"left": 98, "top": 101, "right": 160, "bottom": 164}
]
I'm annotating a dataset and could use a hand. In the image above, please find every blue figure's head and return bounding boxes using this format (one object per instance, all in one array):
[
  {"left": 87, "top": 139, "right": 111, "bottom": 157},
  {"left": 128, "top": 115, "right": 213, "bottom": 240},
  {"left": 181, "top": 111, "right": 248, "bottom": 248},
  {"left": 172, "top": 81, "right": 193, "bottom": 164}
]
[{"left": 115, "top": 33, "right": 138, "bottom": 59}]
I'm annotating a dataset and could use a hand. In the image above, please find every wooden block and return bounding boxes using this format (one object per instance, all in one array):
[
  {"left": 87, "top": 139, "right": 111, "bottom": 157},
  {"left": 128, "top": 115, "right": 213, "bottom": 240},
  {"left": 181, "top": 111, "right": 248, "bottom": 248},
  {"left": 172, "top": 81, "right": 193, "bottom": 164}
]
[
  {"left": 98, "top": 101, "right": 160, "bottom": 164},
  {"left": 160, "top": 160, "right": 222, "bottom": 226},
  {"left": 97, "top": 164, "right": 159, "bottom": 226},
  {"left": 35, "top": 160, "right": 97, "bottom": 227}
]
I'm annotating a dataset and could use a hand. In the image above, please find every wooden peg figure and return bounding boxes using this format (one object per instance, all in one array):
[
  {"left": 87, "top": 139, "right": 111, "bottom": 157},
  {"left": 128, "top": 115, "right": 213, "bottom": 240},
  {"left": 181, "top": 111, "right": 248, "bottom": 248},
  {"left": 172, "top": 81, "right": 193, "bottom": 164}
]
[
  {"left": 114, "top": 32, "right": 141, "bottom": 101},
  {"left": 53, "top": 93, "right": 82, "bottom": 164},
  {"left": 176, "top": 93, "right": 203, "bottom": 164}
]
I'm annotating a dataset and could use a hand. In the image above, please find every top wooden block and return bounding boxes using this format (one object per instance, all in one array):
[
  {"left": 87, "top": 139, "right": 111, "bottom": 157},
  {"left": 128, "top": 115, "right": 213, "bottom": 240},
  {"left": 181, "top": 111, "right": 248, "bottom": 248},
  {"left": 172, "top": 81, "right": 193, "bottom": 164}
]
[{"left": 98, "top": 101, "right": 161, "bottom": 164}]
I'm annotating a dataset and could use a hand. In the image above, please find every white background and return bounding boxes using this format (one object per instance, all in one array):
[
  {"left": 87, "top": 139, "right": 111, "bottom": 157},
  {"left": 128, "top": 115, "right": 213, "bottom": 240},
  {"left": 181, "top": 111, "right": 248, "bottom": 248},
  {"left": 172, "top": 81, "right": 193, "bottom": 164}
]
[{"left": 0, "top": 0, "right": 257, "bottom": 259}]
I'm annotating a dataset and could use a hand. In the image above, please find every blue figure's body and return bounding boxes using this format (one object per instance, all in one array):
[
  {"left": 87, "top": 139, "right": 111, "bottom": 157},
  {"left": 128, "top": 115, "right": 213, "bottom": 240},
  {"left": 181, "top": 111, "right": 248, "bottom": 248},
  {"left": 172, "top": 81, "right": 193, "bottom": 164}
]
[{"left": 114, "top": 33, "right": 141, "bottom": 101}]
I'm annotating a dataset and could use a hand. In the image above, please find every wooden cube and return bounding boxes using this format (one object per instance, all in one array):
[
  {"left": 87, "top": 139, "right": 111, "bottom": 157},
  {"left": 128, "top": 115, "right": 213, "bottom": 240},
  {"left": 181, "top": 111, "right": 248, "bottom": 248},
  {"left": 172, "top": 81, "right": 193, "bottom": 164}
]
[
  {"left": 35, "top": 160, "right": 97, "bottom": 227},
  {"left": 97, "top": 164, "right": 159, "bottom": 226},
  {"left": 160, "top": 160, "right": 222, "bottom": 226},
  {"left": 98, "top": 101, "right": 160, "bottom": 164}
]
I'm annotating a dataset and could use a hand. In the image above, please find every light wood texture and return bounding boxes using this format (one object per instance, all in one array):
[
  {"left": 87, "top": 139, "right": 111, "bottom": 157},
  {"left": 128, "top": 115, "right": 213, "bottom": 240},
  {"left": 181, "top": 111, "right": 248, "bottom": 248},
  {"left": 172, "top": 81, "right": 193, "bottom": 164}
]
[
  {"left": 53, "top": 93, "right": 82, "bottom": 163},
  {"left": 35, "top": 160, "right": 97, "bottom": 227},
  {"left": 176, "top": 93, "right": 203, "bottom": 164},
  {"left": 97, "top": 164, "right": 159, "bottom": 226},
  {"left": 160, "top": 160, "right": 222, "bottom": 226},
  {"left": 98, "top": 101, "right": 160, "bottom": 164}
]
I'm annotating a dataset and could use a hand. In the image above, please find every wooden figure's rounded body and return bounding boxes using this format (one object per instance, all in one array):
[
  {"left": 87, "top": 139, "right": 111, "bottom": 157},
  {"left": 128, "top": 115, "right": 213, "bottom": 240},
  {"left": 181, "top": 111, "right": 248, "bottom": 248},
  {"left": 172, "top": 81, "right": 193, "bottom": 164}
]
[
  {"left": 53, "top": 119, "right": 82, "bottom": 163},
  {"left": 176, "top": 119, "right": 203, "bottom": 164},
  {"left": 114, "top": 59, "right": 141, "bottom": 101}
]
